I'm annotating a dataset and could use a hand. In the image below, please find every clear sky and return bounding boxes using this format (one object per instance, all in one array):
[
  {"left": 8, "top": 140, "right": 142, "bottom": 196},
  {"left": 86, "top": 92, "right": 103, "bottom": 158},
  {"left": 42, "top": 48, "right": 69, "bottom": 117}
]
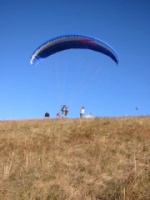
[{"left": 0, "top": 0, "right": 150, "bottom": 119}]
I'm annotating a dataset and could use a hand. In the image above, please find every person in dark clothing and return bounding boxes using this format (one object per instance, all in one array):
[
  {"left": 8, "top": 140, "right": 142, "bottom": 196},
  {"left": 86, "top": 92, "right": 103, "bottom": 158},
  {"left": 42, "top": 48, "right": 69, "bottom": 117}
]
[
  {"left": 45, "top": 112, "right": 50, "bottom": 118},
  {"left": 61, "top": 105, "right": 69, "bottom": 118}
]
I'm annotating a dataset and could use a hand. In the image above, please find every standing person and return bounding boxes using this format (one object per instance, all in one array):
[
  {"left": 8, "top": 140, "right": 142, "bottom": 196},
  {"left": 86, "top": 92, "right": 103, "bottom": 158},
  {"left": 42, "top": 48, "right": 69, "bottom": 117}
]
[
  {"left": 61, "top": 105, "right": 69, "bottom": 118},
  {"left": 65, "top": 107, "right": 69, "bottom": 116},
  {"left": 80, "top": 106, "right": 85, "bottom": 118}
]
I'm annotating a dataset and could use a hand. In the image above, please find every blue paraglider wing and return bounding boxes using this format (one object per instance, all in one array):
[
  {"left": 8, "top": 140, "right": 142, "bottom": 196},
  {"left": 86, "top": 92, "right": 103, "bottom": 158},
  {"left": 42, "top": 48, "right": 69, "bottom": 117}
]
[{"left": 30, "top": 35, "right": 119, "bottom": 65}]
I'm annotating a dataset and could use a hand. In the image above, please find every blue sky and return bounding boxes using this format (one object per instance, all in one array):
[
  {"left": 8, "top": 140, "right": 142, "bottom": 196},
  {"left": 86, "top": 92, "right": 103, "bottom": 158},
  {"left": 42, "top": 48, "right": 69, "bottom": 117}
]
[{"left": 0, "top": 0, "right": 150, "bottom": 119}]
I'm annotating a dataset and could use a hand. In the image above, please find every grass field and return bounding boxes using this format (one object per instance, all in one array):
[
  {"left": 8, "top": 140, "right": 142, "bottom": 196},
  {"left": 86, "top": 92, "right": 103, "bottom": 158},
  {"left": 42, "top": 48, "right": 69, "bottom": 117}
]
[{"left": 0, "top": 116, "right": 150, "bottom": 200}]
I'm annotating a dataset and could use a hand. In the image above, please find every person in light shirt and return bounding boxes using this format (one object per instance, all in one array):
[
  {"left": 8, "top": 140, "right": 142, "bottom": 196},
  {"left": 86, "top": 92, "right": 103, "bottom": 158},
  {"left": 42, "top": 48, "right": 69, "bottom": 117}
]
[{"left": 80, "top": 106, "right": 85, "bottom": 118}]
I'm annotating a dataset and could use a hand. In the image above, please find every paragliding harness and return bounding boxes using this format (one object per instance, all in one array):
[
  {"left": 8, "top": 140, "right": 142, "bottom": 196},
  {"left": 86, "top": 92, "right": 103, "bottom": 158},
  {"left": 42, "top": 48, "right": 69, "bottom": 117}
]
[{"left": 61, "top": 105, "right": 68, "bottom": 117}]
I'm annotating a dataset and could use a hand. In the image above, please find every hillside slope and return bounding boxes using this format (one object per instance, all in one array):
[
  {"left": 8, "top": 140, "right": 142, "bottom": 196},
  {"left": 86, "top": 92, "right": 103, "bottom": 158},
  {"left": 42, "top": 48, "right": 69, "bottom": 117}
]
[{"left": 0, "top": 117, "right": 150, "bottom": 200}]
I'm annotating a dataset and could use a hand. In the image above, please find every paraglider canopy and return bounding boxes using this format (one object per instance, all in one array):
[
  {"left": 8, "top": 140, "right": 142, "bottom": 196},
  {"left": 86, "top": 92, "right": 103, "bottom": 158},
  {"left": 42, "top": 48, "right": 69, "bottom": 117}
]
[
  {"left": 30, "top": 34, "right": 119, "bottom": 65},
  {"left": 84, "top": 115, "right": 94, "bottom": 118}
]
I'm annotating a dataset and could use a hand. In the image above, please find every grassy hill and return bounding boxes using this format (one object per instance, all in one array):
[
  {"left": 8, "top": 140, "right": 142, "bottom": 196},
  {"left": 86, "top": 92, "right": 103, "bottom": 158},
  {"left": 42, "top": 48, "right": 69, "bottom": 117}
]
[{"left": 0, "top": 117, "right": 150, "bottom": 200}]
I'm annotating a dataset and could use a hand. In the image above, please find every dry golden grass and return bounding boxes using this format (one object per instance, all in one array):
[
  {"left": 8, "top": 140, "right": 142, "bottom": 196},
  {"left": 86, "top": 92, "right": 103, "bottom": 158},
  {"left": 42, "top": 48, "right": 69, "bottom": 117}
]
[{"left": 0, "top": 117, "right": 150, "bottom": 200}]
